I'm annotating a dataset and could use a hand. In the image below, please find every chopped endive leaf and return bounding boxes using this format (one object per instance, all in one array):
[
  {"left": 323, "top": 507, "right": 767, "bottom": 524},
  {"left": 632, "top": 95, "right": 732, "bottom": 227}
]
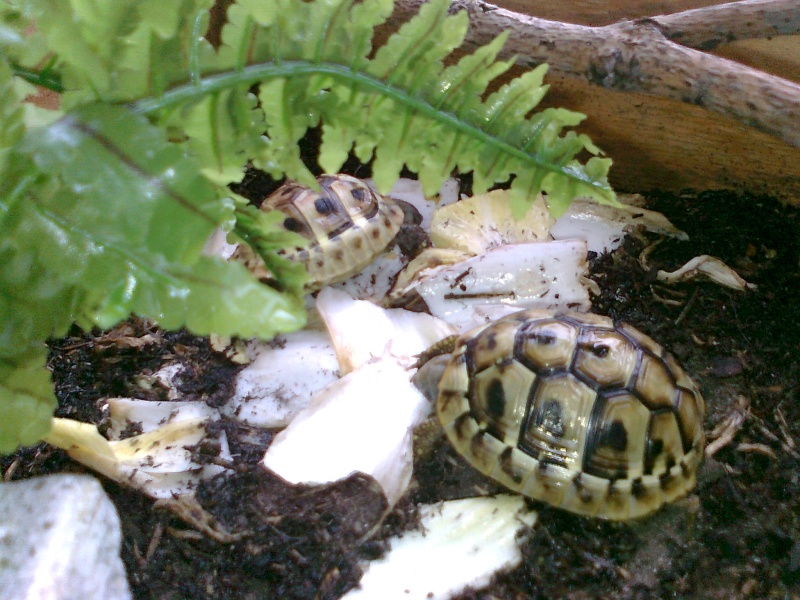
[
  {"left": 398, "top": 241, "right": 592, "bottom": 332},
  {"left": 224, "top": 330, "right": 339, "bottom": 428},
  {"left": 656, "top": 255, "right": 756, "bottom": 291},
  {"left": 316, "top": 287, "right": 456, "bottom": 374},
  {"left": 345, "top": 496, "right": 537, "bottom": 600},
  {"left": 106, "top": 398, "right": 220, "bottom": 440},
  {"left": 430, "top": 189, "right": 553, "bottom": 254},
  {"left": 262, "top": 360, "right": 430, "bottom": 508},
  {"left": 550, "top": 197, "right": 688, "bottom": 254},
  {"left": 43, "top": 417, "right": 231, "bottom": 500}
]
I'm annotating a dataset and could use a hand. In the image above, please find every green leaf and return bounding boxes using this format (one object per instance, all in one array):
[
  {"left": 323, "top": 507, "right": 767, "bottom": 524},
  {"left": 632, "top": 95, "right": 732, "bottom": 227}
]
[
  {"left": 179, "top": 88, "right": 269, "bottom": 185},
  {"left": 0, "top": 0, "right": 621, "bottom": 452},
  {"left": 31, "top": 0, "right": 128, "bottom": 99},
  {"left": 89, "top": 255, "right": 306, "bottom": 335},
  {"left": 0, "top": 59, "right": 25, "bottom": 175},
  {"left": 0, "top": 349, "right": 56, "bottom": 453},
  {"left": 255, "top": 77, "right": 323, "bottom": 186},
  {"left": 25, "top": 0, "right": 216, "bottom": 105},
  {"left": 19, "top": 103, "right": 225, "bottom": 265},
  {"left": 233, "top": 203, "right": 310, "bottom": 296},
  {"left": 1, "top": 103, "right": 305, "bottom": 339},
  {"left": 0, "top": 241, "right": 84, "bottom": 359}
]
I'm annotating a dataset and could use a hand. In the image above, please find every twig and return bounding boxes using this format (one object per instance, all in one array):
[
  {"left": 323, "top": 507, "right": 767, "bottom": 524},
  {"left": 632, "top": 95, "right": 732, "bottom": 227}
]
[
  {"left": 674, "top": 287, "right": 699, "bottom": 326},
  {"left": 388, "top": 0, "right": 800, "bottom": 148},
  {"left": 736, "top": 442, "right": 778, "bottom": 459},
  {"left": 706, "top": 395, "right": 749, "bottom": 457},
  {"left": 649, "top": 0, "right": 800, "bottom": 50},
  {"left": 144, "top": 522, "right": 165, "bottom": 563}
]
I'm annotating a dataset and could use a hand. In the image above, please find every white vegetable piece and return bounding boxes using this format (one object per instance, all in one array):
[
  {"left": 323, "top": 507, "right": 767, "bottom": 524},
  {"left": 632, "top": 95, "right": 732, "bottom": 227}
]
[
  {"left": 222, "top": 330, "right": 340, "bottom": 427},
  {"left": 377, "top": 177, "right": 460, "bottom": 231},
  {"left": 657, "top": 254, "right": 756, "bottom": 291},
  {"left": 410, "top": 240, "right": 591, "bottom": 332},
  {"left": 550, "top": 198, "right": 688, "bottom": 254},
  {"left": 389, "top": 248, "right": 471, "bottom": 301},
  {"left": 261, "top": 360, "right": 431, "bottom": 508},
  {"left": 44, "top": 418, "right": 230, "bottom": 500},
  {"left": 316, "top": 287, "right": 457, "bottom": 374},
  {"left": 137, "top": 363, "right": 185, "bottom": 400},
  {"left": 430, "top": 189, "right": 553, "bottom": 254},
  {"left": 344, "top": 495, "right": 537, "bottom": 600},
  {"left": 106, "top": 398, "right": 220, "bottom": 440},
  {"left": 333, "top": 246, "right": 408, "bottom": 302}
]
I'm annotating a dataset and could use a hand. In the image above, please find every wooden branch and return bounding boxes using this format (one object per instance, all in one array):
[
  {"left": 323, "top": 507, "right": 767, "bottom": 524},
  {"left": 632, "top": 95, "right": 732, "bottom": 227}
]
[
  {"left": 649, "top": 0, "right": 800, "bottom": 50},
  {"left": 388, "top": 0, "right": 800, "bottom": 148}
]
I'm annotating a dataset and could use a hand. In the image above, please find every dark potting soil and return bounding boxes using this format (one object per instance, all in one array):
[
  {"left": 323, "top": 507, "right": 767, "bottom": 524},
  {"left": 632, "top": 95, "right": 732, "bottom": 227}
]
[{"left": 2, "top": 184, "right": 799, "bottom": 600}]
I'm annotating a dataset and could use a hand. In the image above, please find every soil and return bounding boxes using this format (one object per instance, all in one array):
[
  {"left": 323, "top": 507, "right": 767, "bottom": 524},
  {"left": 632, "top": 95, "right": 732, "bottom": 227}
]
[{"left": 2, "top": 177, "right": 800, "bottom": 599}]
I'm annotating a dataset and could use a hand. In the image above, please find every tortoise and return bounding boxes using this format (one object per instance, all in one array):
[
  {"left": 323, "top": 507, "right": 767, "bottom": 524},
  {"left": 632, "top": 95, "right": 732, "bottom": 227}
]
[
  {"left": 415, "top": 309, "right": 705, "bottom": 520},
  {"left": 238, "top": 174, "right": 405, "bottom": 290}
]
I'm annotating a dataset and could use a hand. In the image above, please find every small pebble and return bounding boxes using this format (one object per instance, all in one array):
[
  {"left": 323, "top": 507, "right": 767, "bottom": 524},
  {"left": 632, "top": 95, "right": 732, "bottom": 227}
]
[{"left": 710, "top": 355, "right": 743, "bottom": 378}]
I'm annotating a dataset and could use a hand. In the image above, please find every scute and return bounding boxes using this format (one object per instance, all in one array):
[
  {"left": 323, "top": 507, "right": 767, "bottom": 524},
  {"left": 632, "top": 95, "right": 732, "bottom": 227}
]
[
  {"left": 434, "top": 308, "right": 705, "bottom": 520},
  {"left": 635, "top": 353, "right": 677, "bottom": 410},
  {"left": 674, "top": 388, "right": 705, "bottom": 451},
  {"left": 470, "top": 360, "right": 535, "bottom": 446},
  {"left": 519, "top": 374, "right": 596, "bottom": 470},
  {"left": 584, "top": 391, "right": 650, "bottom": 480},
  {"left": 573, "top": 329, "right": 638, "bottom": 389},
  {"left": 517, "top": 318, "right": 579, "bottom": 372},
  {"left": 467, "top": 319, "right": 519, "bottom": 374}
]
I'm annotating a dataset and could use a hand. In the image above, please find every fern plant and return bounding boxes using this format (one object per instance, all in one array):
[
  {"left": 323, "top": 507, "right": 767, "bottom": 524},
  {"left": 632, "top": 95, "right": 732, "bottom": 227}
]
[{"left": 0, "top": 0, "right": 616, "bottom": 452}]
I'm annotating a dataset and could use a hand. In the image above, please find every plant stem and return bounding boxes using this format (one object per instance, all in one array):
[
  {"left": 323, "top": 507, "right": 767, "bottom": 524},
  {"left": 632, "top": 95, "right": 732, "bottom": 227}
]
[
  {"left": 11, "top": 62, "right": 64, "bottom": 93},
  {"left": 131, "top": 61, "right": 611, "bottom": 195}
]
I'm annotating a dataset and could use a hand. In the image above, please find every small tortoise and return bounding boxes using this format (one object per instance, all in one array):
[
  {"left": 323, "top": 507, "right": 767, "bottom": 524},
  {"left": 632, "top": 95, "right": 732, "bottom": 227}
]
[
  {"left": 240, "top": 174, "right": 405, "bottom": 290},
  {"left": 418, "top": 309, "right": 705, "bottom": 520}
]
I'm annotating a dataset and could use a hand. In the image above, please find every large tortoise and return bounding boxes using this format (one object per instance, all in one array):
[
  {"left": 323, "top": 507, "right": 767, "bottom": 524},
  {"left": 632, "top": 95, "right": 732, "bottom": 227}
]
[{"left": 418, "top": 309, "right": 705, "bottom": 520}]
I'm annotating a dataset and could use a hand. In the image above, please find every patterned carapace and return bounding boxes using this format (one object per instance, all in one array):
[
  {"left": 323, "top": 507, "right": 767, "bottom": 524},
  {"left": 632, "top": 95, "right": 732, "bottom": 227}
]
[{"left": 434, "top": 309, "right": 705, "bottom": 520}]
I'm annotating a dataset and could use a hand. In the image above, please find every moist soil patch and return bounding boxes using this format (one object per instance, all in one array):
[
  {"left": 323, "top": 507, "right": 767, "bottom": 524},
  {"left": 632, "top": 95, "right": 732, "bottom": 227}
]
[{"left": 2, "top": 184, "right": 799, "bottom": 600}]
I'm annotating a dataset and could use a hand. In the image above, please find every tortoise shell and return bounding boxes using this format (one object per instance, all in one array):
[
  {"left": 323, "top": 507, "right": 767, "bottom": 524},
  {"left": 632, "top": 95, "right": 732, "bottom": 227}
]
[
  {"left": 436, "top": 309, "right": 705, "bottom": 520},
  {"left": 242, "top": 174, "right": 404, "bottom": 290}
]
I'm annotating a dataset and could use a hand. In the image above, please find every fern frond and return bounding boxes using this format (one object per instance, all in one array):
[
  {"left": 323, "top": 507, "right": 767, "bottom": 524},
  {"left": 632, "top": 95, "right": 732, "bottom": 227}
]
[
  {"left": 0, "top": 60, "right": 25, "bottom": 175},
  {"left": 180, "top": 88, "right": 270, "bottom": 185},
  {"left": 0, "top": 0, "right": 618, "bottom": 451},
  {"left": 24, "top": 0, "right": 216, "bottom": 106},
  {"left": 132, "top": 0, "right": 615, "bottom": 214},
  {"left": 232, "top": 203, "right": 310, "bottom": 296}
]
